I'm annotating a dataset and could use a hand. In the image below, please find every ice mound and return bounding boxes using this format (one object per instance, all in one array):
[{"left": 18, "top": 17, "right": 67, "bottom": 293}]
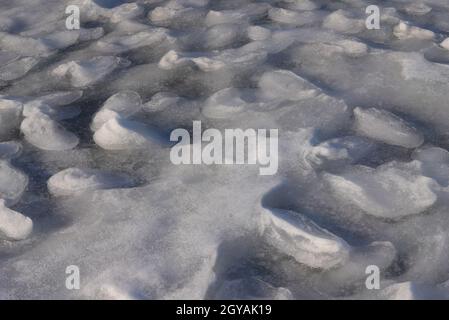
[
  {"left": 0, "top": 57, "right": 39, "bottom": 82},
  {"left": 0, "top": 32, "right": 54, "bottom": 57},
  {"left": 247, "top": 26, "right": 272, "bottom": 41},
  {"left": 31, "top": 91, "right": 83, "bottom": 107},
  {"left": 0, "top": 160, "right": 28, "bottom": 206},
  {"left": 204, "top": 4, "right": 268, "bottom": 27},
  {"left": 324, "top": 161, "right": 438, "bottom": 218},
  {"left": 0, "top": 199, "right": 32, "bottom": 241},
  {"left": 94, "top": 117, "right": 167, "bottom": 150},
  {"left": 305, "top": 136, "right": 376, "bottom": 169},
  {"left": 322, "top": 10, "right": 364, "bottom": 34},
  {"left": 258, "top": 70, "right": 320, "bottom": 101},
  {"left": 259, "top": 207, "right": 350, "bottom": 269},
  {"left": 143, "top": 92, "right": 183, "bottom": 113},
  {"left": 159, "top": 47, "right": 267, "bottom": 72},
  {"left": 20, "top": 115, "right": 79, "bottom": 151},
  {"left": 0, "top": 99, "right": 22, "bottom": 140},
  {"left": 201, "top": 88, "right": 248, "bottom": 119},
  {"left": 23, "top": 101, "right": 80, "bottom": 121},
  {"left": 441, "top": 38, "right": 449, "bottom": 50},
  {"left": 205, "top": 24, "right": 241, "bottom": 50},
  {"left": 149, "top": 3, "right": 206, "bottom": 28},
  {"left": 393, "top": 21, "right": 435, "bottom": 41},
  {"left": 110, "top": 3, "right": 144, "bottom": 23},
  {"left": 268, "top": 8, "right": 321, "bottom": 26},
  {"left": 412, "top": 147, "right": 449, "bottom": 187},
  {"left": 214, "top": 278, "right": 293, "bottom": 300},
  {"left": 48, "top": 168, "right": 136, "bottom": 197},
  {"left": 52, "top": 56, "right": 131, "bottom": 88},
  {"left": 0, "top": 141, "right": 21, "bottom": 160},
  {"left": 353, "top": 107, "right": 424, "bottom": 148},
  {"left": 91, "top": 91, "right": 142, "bottom": 131}
]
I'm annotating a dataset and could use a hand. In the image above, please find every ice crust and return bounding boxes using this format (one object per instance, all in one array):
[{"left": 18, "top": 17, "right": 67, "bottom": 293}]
[{"left": 1, "top": 0, "right": 449, "bottom": 300}]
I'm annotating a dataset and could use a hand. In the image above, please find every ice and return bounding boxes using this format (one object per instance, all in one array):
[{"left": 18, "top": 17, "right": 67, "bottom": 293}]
[
  {"left": 0, "top": 57, "right": 39, "bottom": 81},
  {"left": 305, "top": 136, "right": 376, "bottom": 169},
  {"left": 201, "top": 88, "right": 248, "bottom": 119},
  {"left": 91, "top": 91, "right": 142, "bottom": 131},
  {"left": 259, "top": 207, "right": 350, "bottom": 269},
  {"left": 2, "top": 0, "right": 449, "bottom": 300},
  {"left": 94, "top": 117, "right": 167, "bottom": 150},
  {"left": 324, "top": 161, "right": 438, "bottom": 218},
  {"left": 20, "top": 115, "right": 79, "bottom": 151},
  {"left": 0, "top": 160, "right": 28, "bottom": 207},
  {"left": 48, "top": 168, "right": 136, "bottom": 197},
  {"left": 214, "top": 278, "right": 293, "bottom": 300},
  {"left": 0, "top": 199, "right": 32, "bottom": 241},
  {"left": 0, "top": 98, "right": 22, "bottom": 140},
  {"left": 353, "top": 107, "right": 424, "bottom": 148},
  {"left": 258, "top": 70, "right": 320, "bottom": 101},
  {"left": 52, "top": 56, "right": 131, "bottom": 88},
  {"left": 0, "top": 141, "right": 21, "bottom": 160}
]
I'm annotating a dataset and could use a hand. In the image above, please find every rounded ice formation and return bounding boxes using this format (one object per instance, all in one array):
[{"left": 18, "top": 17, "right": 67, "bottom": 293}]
[
  {"left": 353, "top": 107, "right": 424, "bottom": 148},
  {"left": 143, "top": 92, "right": 182, "bottom": 113},
  {"left": 0, "top": 199, "right": 32, "bottom": 241},
  {"left": 440, "top": 38, "right": 449, "bottom": 50},
  {"left": 52, "top": 56, "right": 131, "bottom": 88},
  {"left": 91, "top": 91, "right": 142, "bottom": 131},
  {"left": 0, "top": 161, "right": 28, "bottom": 206},
  {"left": 110, "top": 3, "right": 144, "bottom": 24},
  {"left": 0, "top": 99, "right": 22, "bottom": 139},
  {"left": 23, "top": 101, "right": 80, "bottom": 121},
  {"left": 0, "top": 141, "right": 22, "bottom": 160},
  {"left": 201, "top": 88, "right": 247, "bottom": 119},
  {"left": 0, "top": 57, "right": 39, "bottom": 81},
  {"left": 322, "top": 10, "right": 364, "bottom": 34},
  {"left": 260, "top": 208, "right": 350, "bottom": 269},
  {"left": 33, "top": 90, "right": 83, "bottom": 107},
  {"left": 20, "top": 115, "right": 79, "bottom": 151},
  {"left": 305, "top": 136, "right": 376, "bottom": 168},
  {"left": 324, "top": 162, "right": 437, "bottom": 219},
  {"left": 258, "top": 70, "right": 319, "bottom": 101},
  {"left": 94, "top": 117, "right": 167, "bottom": 150},
  {"left": 47, "top": 168, "right": 135, "bottom": 197},
  {"left": 393, "top": 22, "right": 434, "bottom": 40},
  {"left": 247, "top": 25, "right": 271, "bottom": 41}
]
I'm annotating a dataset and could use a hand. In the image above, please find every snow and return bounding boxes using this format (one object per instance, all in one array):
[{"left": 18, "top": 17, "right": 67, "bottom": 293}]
[{"left": 2, "top": 0, "right": 449, "bottom": 300}]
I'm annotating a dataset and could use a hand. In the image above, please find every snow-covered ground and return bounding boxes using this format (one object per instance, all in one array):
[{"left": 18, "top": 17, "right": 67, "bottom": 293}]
[{"left": 1, "top": 0, "right": 449, "bottom": 300}]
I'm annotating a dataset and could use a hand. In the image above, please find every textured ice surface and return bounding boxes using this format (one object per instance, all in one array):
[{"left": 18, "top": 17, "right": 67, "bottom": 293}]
[{"left": 2, "top": 0, "right": 449, "bottom": 300}]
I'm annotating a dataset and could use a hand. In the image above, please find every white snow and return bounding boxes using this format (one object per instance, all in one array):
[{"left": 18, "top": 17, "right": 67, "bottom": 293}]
[{"left": 0, "top": 199, "right": 32, "bottom": 241}]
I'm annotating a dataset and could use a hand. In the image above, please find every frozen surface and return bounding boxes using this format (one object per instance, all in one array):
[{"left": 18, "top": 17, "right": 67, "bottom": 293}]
[{"left": 1, "top": 0, "right": 449, "bottom": 300}]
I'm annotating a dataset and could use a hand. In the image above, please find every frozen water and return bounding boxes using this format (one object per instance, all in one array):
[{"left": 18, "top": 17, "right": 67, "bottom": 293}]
[
  {"left": 2, "top": 0, "right": 449, "bottom": 300},
  {"left": 48, "top": 168, "right": 136, "bottom": 197},
  {"left": 0, "top": 199, "right": 32, "bottom": 241}
]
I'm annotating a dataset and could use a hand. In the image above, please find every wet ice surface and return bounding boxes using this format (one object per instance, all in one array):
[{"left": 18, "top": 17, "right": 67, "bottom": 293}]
[{"left": 1, "top": 0, "right": 449, "bottom": 300}]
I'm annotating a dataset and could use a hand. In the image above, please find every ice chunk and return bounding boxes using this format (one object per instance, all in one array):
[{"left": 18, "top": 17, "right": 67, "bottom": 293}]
[
  {"left": 23, "top": 101, "right": 80, "bottom": 121},
  {"left": 201, "top": 88, "right": 247, "bottom": 119},
  {"left": 259, "top": 208, "right": 350, "bottom": 269},
  {"left": 52, "top": 56, "right": 131, "bottom": 88},
  {"left": 353, "top": 107, "right": 424, "bottom": 148},
  {"left": 214, "top": 278, "right": 293, "bottom": 300},
  {"left": 20, "top": 115, "right": 79, "bottom": 151},
  {"left": 0, "top": 199, "right": 32, "bottom": 241},
  {"left": 205, "top": 24, "right": 241, "bottom": 49},
  {"left": 404, "top": 3, "right": 432, "bottom": 16},
  {"left": 0, "top": 32, "right": 54, "bottom": 57},
  {"left": 393, "top": 22, "right": 434, "bottom": 40},
  {"left": 0, "top": 141, "right": 21, "bottom": 160},
  {"left": 322, "top": 10, "right": 364, "bottom": 34},
  {"left": 412, "top": 147, "right": 449, "bottom": 187},
  {"left": 94, "top": 118, "right": 167, "bottom": 150},
  {"left": 268, "top": 8, "right": 320, "bottom": 26},
  {"left": 143, "top": 92, "right": 182, "bottom": 113},
  {"left": 91, "top": 91, "right": 142, "bottom": 131},
  {"left": 324, "top": 162, "right": 437, "bottom": 218},
  {"left": 32, "top": 91, "right": 83, "bottom": 107},
  {"left": 258, "top": 70, "right": 320, "bottom": 101},
  {"left": 0, "top": 57, "right": 39, "bottom": 81},
  {"left": 94, "top": 29, "right": 168, "bottom": 54},
  {"left": 0, "top": 99, "right": 22, "bottom": 140},
  {"left": 440, "top": 38, "right": 449, "bottom": 50},
  {"left": 0, "top": 161, "right": 28, "bottom": 206},
  {"left": 247, "top": 26, "right": 272, "bottom": 41},
  {"left": 110, "top": 3, "right": 144, "bottom": 23},
  {"left": 305, "top": 136, "right": 376, "bottom": 168},
  {"left": 48, "top": 168, "right": 135, "bottom": 197}
]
